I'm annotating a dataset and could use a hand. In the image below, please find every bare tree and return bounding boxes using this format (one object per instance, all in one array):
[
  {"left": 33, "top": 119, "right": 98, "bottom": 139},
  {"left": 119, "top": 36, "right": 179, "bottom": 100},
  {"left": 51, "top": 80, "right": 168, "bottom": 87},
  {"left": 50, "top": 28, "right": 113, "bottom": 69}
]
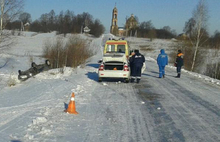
[
  {"left": 90, "top": 19, "right": 105, "bottom": 37},
  {"left": 0, "top": 0, "right": 24, "bottom": 49},
  {"left": 183, "top": 18, "right": 196, "bottom": 38},
  {"left": 140, "top": 20, "right": 154, "bottom": 30},
  {"left": 48, "top": 10, "right": 56, "bottom": 31},
  {"left": 189, "top": 0, "right": 209, "bottom": 71},
  {"left": 19, "top": 12, "right": 31, "bottom": 24},
  {"left": 163, "top": 26, "right": 171, "bottom": 33},
  {"left": 138, "top": 20, "right": 155, "bottom": 38},
  {"left": 1, "top": 0, "right": 24, "bottom": 30}
]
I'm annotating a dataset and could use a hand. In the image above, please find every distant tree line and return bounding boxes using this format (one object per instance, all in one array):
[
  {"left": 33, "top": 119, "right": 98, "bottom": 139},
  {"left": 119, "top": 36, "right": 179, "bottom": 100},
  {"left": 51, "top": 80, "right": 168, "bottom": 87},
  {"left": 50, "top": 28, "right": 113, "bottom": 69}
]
[
  {"left": 5, "top": 10, "right": 105, "bottom": 37},
  {"left": 4, "top": 10, "right": 183, "bottom": 40},
  {"left": 125, "top": 19, "right": 177, "bottom": 40}
]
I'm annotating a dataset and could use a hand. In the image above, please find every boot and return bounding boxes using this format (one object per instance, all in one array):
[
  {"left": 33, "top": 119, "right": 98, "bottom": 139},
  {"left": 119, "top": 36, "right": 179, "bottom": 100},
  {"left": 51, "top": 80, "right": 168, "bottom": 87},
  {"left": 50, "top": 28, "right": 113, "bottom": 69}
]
[
  {"left": 176, "top": 73, "right": 180, "bottom": 78},
  {"left": 137, "top": 78, "right": 140, "bottom": 83},
  {"left": 130, "top": 78, "right": 135, "bottom": 83}
]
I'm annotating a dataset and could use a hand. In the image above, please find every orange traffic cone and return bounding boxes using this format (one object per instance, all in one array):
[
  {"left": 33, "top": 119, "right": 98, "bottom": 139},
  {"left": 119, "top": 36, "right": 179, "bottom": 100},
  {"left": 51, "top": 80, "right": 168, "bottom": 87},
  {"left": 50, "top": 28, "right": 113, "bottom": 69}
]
[{"left": 64, "top": 92, "right": 78, "bottom": 114}]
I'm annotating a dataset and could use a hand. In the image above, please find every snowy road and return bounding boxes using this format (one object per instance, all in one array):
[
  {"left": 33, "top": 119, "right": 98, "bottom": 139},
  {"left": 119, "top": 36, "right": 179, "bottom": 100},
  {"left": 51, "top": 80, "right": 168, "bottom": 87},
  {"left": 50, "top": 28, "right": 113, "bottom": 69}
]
[
  {"left": 136, "top": 61, "right": 220, "bottom": 142},
  {"left": 0, "top": 34, "right": 220, "bottom": 141}
]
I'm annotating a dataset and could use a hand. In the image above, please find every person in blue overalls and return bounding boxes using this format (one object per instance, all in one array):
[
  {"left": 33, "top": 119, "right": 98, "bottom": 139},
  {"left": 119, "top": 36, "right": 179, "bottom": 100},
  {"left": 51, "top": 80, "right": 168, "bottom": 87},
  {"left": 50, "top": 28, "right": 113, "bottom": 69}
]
[
  {"left": 129, "top": 50, "right": 145, "bottom": 83},
  {"left": 157, "top": 49, "right": 168, "bottom": 78}
]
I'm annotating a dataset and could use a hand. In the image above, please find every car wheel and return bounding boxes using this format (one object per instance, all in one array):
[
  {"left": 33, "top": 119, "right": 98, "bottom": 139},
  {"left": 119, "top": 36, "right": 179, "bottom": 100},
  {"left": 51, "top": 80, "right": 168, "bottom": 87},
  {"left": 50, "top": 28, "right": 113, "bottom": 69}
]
[
  {"left": 45, "top": 60, "right": 50, "bottom": 66},
  {"left": 31, "top": 62, "right": 37, "bottom": 68},
  {"left": 18, "top": 70, "right": 21, "bottom": 75}
]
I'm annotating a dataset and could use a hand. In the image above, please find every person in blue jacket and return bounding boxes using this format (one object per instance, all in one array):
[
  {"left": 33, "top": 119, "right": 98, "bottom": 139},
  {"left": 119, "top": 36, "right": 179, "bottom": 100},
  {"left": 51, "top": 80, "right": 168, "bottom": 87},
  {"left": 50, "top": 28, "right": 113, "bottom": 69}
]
[
  {"left": 130, "top": 50, "right": 145, "bottom": 83},
  {"left": 157, "top": 49, "right": 168, "bottom": 78}
]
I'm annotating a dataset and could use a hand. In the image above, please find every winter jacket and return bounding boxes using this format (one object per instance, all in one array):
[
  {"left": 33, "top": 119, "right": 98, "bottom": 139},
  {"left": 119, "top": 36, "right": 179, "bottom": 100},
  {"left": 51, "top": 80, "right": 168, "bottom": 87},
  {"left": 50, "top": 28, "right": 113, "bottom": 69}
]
[
  {"left": 130, "top": 52, "right": 145, "bottom": 67},
  {"left": 157, "top": 49, "right": 168, "bottom": 66},
  {"left": 175, "top": 53, "right": 184, "bottom": 67}
]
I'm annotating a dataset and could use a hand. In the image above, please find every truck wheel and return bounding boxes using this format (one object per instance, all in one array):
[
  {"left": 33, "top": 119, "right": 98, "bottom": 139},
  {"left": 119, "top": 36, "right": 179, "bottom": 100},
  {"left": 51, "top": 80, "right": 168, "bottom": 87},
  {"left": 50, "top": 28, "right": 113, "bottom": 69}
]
[
  {"left": 98, "top": 78, "right": 102, "bottom": 82},
  {"left": 124, "top": 78, "right": 129, "bottom": 83}
]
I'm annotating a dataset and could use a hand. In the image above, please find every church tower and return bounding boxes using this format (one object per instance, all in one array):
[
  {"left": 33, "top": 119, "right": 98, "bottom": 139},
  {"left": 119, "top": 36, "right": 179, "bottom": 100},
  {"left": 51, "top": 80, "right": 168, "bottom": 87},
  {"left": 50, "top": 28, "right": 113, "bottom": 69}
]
[{"left": 110, "top": 6, "right": 118, "bottom": 35}]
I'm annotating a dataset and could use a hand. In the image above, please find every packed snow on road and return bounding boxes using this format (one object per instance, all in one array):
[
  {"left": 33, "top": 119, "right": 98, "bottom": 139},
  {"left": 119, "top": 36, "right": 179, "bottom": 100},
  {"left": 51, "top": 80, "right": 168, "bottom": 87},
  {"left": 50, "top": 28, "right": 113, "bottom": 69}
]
[{"left": 1, "top": 32, "right": 220, "bottom": 142}]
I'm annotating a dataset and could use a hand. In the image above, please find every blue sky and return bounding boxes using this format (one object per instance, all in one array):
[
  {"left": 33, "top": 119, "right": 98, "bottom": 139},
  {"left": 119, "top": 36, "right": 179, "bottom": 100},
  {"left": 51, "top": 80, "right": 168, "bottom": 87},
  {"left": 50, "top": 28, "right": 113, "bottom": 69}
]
[{"left": 24, "top": 0, "right": 220, "bottom": 35}]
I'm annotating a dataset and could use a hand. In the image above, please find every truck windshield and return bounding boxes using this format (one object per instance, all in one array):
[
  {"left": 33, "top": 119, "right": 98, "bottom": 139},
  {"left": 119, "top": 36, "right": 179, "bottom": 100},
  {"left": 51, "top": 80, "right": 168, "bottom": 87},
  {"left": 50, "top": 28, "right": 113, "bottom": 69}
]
[
  {"left": 117, "top": 45, "right": 125, "bottom": 53},
  {"left": 106, "top": 45, "right": 115, "bottom": 53}
]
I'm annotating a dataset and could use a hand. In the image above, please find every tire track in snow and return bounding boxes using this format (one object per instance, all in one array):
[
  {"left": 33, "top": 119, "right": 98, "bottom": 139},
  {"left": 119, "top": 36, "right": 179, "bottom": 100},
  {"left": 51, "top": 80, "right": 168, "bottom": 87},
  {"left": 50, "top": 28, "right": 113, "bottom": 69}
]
[
  {"left": 0, "top": 81, "right": 58, "bottom": 136},
  {"left": 0, "top": 109, "right": 36, "bottom": 141},
  {"left": 152, "top": 78, "right": 201, "bottom": 142},
  {"left": 85, "top": 82, "right": 153, "bottom": 142},
  {"left": 0, "top": 94, "right": 63, "bottom": 136},
  {"left": 144, "top": 61, "right": 220, "bottom": 141},
  {"left": 161, "top": 77, "right": 220, "bottom": 142},
  {"left": 166, "top": 77, "right": 220, "bottom": 117},
  {"left": 135, "top": 80, "right": 185, "bottom": 142}
]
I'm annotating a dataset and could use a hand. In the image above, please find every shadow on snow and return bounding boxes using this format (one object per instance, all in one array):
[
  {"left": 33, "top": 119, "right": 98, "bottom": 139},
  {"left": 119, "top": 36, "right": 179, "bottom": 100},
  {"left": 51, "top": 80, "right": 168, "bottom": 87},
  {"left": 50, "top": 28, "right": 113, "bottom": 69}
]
[{"left": 86, "top": 63, "right": 100, "bottom": 69}]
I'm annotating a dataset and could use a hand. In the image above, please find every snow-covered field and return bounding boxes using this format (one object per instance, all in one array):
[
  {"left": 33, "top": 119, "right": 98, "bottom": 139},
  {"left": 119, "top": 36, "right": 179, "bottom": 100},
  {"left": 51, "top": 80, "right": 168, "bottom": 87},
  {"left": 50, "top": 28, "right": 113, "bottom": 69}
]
[{"left": 1, "top": 32, "right": 220, "bottom": 142}]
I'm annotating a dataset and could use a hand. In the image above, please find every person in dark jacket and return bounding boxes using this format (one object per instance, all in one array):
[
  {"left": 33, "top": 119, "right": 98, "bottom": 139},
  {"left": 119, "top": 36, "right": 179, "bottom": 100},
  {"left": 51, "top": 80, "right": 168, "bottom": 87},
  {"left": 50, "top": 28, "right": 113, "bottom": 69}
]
[
  {"left": 157, "top": 49, "right": 168, "bottom": 78},
  {"left": 129, "top": 50, "right": 135, "bottom": 78},
  {"left": 175, "top": 50, "right": 184, "bottom": 78},
  {"left": 129, "top": 50, "right": 145, "bottom": 83}
]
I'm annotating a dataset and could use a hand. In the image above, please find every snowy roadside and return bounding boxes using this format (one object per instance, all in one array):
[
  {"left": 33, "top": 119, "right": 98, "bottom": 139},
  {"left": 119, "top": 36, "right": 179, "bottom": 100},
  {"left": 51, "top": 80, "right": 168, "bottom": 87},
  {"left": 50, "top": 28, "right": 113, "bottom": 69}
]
[
  {"left": 145, "top": 56, "right": 220, "bottom": 87},
  {"left": 1, "top": 33, "right": 129, "bottom": 142},
  {"left": 127, "top": 36, "right": 220, "bottom": 87}
]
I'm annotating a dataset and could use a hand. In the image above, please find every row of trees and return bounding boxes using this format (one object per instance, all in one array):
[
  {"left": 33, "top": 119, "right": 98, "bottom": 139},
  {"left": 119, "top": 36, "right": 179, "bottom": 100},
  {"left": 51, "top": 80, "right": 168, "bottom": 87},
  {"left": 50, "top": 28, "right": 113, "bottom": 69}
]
[
  {"left": 138, "top": 21, "right": 177, "bottom": 39},
  {"left": 126, "top": 19, "right": 177, "bottom": 40},
  {"left": 121, "top": 15, "right": 176, "bottom": 39},
  {"left": 0, "top": 1, "right": 192, "bottom": 40},
  {"left": 6, "top": 10, "right": 105, "bottom": 37}
]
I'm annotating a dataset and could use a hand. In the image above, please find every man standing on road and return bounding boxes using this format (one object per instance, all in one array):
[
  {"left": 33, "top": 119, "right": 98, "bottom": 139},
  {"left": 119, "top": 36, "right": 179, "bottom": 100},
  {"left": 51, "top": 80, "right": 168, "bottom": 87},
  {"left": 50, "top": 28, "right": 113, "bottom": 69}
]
[
  {"left": 157, "top": 49, "right": 168, "bottom": 78},
  {"left": 175, "top": 50, "right": 184, "bottom": 78},
  {"left": 129, "top": 50, "right": 135, "bottom": 79},
  {"left": 129, "top": 50, "right": 145, "bottom": 83}
]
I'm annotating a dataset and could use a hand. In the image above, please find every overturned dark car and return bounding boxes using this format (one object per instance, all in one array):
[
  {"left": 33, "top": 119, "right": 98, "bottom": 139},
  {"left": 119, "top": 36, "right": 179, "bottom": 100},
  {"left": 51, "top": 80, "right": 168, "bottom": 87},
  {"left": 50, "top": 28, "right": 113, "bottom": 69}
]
[{"left": 18, "top": 60, "right": 51, "bottom": 81}]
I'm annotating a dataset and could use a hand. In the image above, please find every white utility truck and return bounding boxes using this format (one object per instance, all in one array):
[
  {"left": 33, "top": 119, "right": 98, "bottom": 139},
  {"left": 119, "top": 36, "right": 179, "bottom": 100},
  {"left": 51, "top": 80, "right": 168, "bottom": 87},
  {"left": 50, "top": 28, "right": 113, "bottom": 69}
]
[{"left": 98, "top": 39, "right": 130, "bottom": 83}]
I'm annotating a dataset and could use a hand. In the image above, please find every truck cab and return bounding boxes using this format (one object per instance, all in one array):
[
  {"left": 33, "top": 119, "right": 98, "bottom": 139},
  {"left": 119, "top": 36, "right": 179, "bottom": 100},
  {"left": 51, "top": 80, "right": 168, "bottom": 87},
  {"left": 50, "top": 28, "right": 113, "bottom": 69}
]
[{"left": 103, "top": 38, "right": 130, "bottom": 58}]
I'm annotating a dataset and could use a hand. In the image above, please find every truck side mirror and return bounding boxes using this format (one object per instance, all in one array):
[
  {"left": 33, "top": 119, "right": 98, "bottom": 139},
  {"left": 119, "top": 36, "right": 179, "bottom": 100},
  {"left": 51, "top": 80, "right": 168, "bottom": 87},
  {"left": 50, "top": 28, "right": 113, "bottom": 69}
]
[{"left": 98, "top": 59, "right": 103, "bottom": 64}]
